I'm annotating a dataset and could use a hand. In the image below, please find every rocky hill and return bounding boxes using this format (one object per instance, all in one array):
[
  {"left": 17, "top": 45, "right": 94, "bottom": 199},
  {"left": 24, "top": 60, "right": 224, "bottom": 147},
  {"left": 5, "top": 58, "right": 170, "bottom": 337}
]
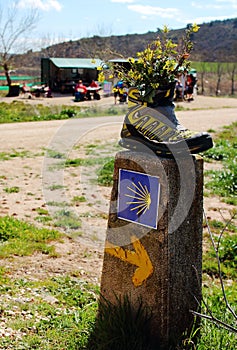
[{"left": 12, "top": 18, "right": 237, "bottom": 77}]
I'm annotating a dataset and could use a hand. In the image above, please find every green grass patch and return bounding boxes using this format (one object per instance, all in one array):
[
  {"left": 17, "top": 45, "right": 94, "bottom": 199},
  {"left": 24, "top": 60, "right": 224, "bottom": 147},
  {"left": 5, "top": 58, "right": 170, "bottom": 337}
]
[
  {"left": 97, "top": 158, "right": 115, "bottom": 186},
  {"left": 0, "top": 216, "right": 62, "bottom": 258},
  {"left": 34, "top": 207, "right": 52, "bottom": 224},
  {"left": 72, "top": 195, "right": 87, "bottom": 203},
  {"left": 88, "top": 294, "right": 154, "bottom": 350},
  {"left": 197, "top": 284, "right": 237, "bottom": 349},
  {"left": 0, "top": 149, "right": 31, "bottom": 160},
  {"left": 45, "top": 148, "right": 66, "bottom": 159},
  {"left": 46, "top": 201, "right": 69, "bottom": 207},
  {"left": 0, "top": 101, "right": 126, "bottom": 124},
  {"left": 53, "top": 209, "right": 81, "bottom": 230},
  {"left": 203, "top": 122, "right": 237, "bottom": 205},
  {"left": 0, "top": 102, "right": 80, "bottom": 123},
  {"left": 203, "top": 229, "right": 237, "bottom": 279},
  {"left": 0, "top": 275, "right": 98, "bottom": 349},
  {"left": 4, "top": 186, "right": 20, "bottom": 193},
  {"left": 0, "top": 271, "right": 235, "bottom": 349},
  {"left": 48, "top": 184, "right": 64, "bottom": 191},
  {"left": 65, "top": 156, "right": 113, "bottom": 168}
]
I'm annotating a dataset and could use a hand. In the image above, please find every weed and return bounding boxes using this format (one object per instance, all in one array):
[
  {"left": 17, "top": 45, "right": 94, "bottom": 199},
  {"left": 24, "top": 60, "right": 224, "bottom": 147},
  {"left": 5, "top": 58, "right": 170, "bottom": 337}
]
[
  {"left": 46, "top": 148, "right": 66, "bottom": 159},
  {"left": 60, "top": 108, "right": 76, "bottom": 118},
  {"left": 35, "top": 216, "right": 53, "bottom": 224},
  {"left": 0, "top": 149, "right": 30, "bottom": 160},
  {"left": 65, "top": 158, "right": 84, "bottom": 167},
  {"left": 53, "top": 209, "right": 81, "bottom": 230},
  {"left": 203, "top": 230, "right": 237, "bottom": 279},
  {"left": 4, "top": 186, "right": 20, "bottom": 193},
  {"left": 72, "top": 195, "right": 87, "bottom": 203},
  {"left": 88, "top": 294, "right": 154, "bottom": 350},
  {"left": 46, "top": 201, "right": 69, "bottom": 207},
  {"left": 203, "top": 122, "right": 237, "bottom": 205},
  {"left": 48, "top": 184, "right": 64, "bottom": 191},
  {"left": 35, "top": 207, "right": 50, "bottom": 215},
  {"left": 97, "top": 158, "right": 114, "bottom": 186}
]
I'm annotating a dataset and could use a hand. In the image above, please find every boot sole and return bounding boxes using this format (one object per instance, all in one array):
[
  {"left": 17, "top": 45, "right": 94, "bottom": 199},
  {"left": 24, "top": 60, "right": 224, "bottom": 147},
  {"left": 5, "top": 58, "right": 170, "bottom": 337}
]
[{"left": 119, "top": 135, "right": 213, "bottom": 157}]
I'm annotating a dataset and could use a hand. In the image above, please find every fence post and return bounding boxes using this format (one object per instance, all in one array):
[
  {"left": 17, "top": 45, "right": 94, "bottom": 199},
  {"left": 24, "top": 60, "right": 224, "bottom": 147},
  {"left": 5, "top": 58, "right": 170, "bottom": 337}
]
[{"left": 100, "top": 150, "right": 203, "bottom": 349}]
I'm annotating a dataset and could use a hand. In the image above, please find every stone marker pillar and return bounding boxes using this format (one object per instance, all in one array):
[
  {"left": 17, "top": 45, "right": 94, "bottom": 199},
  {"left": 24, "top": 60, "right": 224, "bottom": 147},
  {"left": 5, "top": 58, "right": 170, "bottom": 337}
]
[{"left": 100, "top": 150, "right": 203, "bottom": 349}]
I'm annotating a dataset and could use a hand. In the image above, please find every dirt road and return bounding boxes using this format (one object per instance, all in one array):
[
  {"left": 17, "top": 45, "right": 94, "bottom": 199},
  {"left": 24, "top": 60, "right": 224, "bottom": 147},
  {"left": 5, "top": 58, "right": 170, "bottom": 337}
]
[{"left": 0, "top": 95, "right": 236, "bottom": 283}]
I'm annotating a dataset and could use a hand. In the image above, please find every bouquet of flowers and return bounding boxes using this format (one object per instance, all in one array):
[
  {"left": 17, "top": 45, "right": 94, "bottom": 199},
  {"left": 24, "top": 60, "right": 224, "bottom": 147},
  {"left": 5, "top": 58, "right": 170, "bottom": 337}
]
[
  {"left": 113, "top": 23, "right": 213, "bottom": 157},
  {"left": 115, "top": 23, "right": 200, "bottom": 104}
]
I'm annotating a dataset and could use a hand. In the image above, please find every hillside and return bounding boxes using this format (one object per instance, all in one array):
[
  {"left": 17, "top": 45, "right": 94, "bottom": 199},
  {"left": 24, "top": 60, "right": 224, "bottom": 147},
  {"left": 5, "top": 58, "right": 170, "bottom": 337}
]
[{"left": 12, "top": 18, "right": 237, "bottom": 77}]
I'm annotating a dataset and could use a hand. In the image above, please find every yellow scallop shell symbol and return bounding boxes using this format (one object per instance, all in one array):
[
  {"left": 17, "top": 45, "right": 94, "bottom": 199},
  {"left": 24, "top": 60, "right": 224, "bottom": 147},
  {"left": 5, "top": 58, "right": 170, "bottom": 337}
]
[{"left": 125, "top": 181, "right": 151, "bottom": 215}]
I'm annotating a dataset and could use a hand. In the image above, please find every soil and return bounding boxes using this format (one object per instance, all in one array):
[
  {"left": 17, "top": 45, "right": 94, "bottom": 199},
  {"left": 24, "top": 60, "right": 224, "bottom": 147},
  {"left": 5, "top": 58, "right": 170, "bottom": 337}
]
[{"left": 0, "top": 93, "right": 236, "bottom": 285}]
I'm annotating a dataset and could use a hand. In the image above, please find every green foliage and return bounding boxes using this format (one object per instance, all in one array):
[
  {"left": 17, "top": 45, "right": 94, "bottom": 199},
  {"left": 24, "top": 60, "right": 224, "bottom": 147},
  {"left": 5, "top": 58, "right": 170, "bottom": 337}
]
[
  {"left": 65, "top": 157, "right": 84, "bottom": 167},
  {"left": 34, "top": 207, "right": 52, "bottom": 224},
  {"left": 0, "top": 102, "right": 81, "bottom": 123},
  {"left": 115, "top": 24, "right": 200, "bottom": 99},
  {"left": 60, "top": 108, "right": 76, "bottom": 118},
  {"left": 0, "top": 276, "right": 98, "bottom": 350},
  {"left": 4, "top": 186, "right": 20, "bottom": 193},
  {"left": 204, "top": 139, "right": 236, "bottom": 161},
  {"left": 218, "top": 234, "right": 237, "bottom": 268},
  {"left": 72, "top": 195, "right": 87, "bottom": 203},
  {"left": 192, "top": 61, "right": 237, "bottom": 73},
  {"left": 46, "top": 148, "right": 65, "bottom": 159},
  {"left": 203, "top": 225, "right": 237, "bottom": 279},
  {"left": 48, "top": 184, "right": 64, "bottom": 191},
  {"left": 97, "top": 158, "right": 115, "bottom": 186},
  {"left": 53, "top": 209, "right": 81, "bottom": 230},
  {"left": 204, "top": 122, "right": 237, "bottom": 204},
  {"left": 206, "top": 166, "right": 237, "bottom": 201},
  {"left": 197, "top": 306, "right": 237, "bottom": 349},
  {"left": 0, "top": 102, "right": 125, "bottom": 124},
  {"left": 88, "top": 294, "right": 154, "bottom": 350},
  {"left": 65, "top": 156, "right": 113, "bottom": 168},
  {"left": 0, "top": 149, "right": 30, "bottom": 160},
  {"left": 0, "top": 216, "right": 62, "bottom": 257},
  {"left": 204, "top": 254, "right": 236, "bottom": 279}
]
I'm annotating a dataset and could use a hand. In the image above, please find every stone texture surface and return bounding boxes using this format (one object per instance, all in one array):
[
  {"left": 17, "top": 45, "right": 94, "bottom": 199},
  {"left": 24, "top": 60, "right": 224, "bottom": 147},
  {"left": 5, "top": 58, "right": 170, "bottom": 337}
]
[{"left": 100, "top": 150, "right": 203, "bottom": 349}]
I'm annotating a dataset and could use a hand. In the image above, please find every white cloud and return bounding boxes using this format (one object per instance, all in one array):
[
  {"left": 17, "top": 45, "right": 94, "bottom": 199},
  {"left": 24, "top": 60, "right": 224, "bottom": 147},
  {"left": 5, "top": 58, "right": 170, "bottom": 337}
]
[
  {"left": 216, "top": 0, "right": 237, "bottom": 8},
  {"left": 216, "top": 0, "right": 237, "bottom": 3},
  {"left": 127, "top": 5, "right": 180, "bottom": 18},
  {"left": 191, "top": 1, "right": 222, "bottom": 9},
  {"left": 111, "top": 0, "right": 135, "bottom": 3},
  {"left": 192, "top": 0, "right": 237, "bottom": 9},
  {"left": 18, "top": 0, "right": 62, "bottom": 11}
]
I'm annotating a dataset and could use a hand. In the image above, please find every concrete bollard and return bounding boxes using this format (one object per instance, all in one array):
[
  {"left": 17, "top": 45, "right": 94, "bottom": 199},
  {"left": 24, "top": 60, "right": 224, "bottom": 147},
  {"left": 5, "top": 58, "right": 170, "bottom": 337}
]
[{"left": 100, "top": 150, "right": 203, "bottom": 349}]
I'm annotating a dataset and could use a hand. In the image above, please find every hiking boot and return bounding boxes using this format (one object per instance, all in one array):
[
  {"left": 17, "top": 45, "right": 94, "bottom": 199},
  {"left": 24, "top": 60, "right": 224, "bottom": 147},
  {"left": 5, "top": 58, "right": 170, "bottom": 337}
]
[{"left": 119, "top": 88, "right": 213, "bottom": 156}]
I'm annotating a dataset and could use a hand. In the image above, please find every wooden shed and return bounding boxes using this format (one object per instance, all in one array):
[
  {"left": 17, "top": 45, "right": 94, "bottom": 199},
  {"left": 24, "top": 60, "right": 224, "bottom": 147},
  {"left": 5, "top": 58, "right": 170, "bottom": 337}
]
[{"left": 41, "top": 57, "right": 103, "bottom": 93}]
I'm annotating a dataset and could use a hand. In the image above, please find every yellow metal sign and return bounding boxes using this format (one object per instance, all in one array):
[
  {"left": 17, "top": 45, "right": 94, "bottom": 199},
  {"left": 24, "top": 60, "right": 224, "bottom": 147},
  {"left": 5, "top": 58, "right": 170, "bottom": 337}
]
[{"left": 105, "top": 235, "right": 153, "bottom": 287}]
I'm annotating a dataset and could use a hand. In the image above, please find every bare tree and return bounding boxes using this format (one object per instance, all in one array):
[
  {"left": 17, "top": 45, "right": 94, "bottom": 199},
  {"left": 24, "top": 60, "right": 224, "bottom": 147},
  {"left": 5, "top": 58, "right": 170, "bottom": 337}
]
[
  {"left": 226, "top": 62, "right": 237, "bottom": 96},
  {"left": 0, "top": 2, "right": 39, "bottom": 86},
  {"left": 215, "top": 62, "right": 224, "bottom": 96},
  {"left": 198, "top": 61, "right": 207, "bottom": 95},
  {"left": 39, "top": 32, "right": 67, "bottom": 58}
]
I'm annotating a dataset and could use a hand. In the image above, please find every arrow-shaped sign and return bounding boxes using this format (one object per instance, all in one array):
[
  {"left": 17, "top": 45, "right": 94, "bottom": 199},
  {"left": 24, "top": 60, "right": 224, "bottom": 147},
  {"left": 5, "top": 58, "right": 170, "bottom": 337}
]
[{"left": 105, "top": 235, "right": 153, "bottom": 287}]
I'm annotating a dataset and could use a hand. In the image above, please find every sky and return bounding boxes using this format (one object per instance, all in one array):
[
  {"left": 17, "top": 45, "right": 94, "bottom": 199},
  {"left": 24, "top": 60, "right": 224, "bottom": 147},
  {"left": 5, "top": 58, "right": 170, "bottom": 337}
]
[{"left": 2, "top": 0, "right": 237, "bottom": 46}]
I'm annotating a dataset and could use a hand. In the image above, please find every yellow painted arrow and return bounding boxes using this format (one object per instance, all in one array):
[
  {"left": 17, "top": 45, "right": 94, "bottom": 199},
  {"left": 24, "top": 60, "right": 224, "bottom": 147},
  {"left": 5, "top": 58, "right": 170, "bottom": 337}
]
[{"left": 105, "top": 235, "right": 153, "bottom": 287}]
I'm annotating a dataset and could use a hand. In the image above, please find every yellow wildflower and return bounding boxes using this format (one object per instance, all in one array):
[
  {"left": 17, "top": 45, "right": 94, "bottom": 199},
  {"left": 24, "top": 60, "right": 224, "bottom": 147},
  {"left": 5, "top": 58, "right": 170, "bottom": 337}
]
[{"left": 192, "top": 23, "right": 200, "bottom": 32}]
